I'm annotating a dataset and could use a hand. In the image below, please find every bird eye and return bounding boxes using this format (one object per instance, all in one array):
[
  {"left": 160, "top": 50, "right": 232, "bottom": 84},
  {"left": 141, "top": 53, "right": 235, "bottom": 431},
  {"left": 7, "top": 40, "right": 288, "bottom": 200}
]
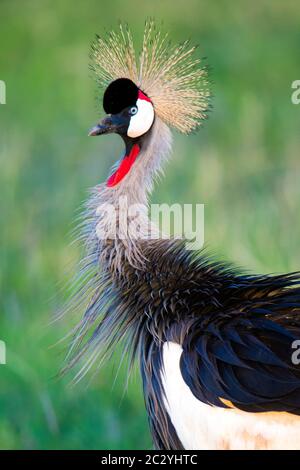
[{"left": 129, "top": 106, "right": 138, "bottom": 115}]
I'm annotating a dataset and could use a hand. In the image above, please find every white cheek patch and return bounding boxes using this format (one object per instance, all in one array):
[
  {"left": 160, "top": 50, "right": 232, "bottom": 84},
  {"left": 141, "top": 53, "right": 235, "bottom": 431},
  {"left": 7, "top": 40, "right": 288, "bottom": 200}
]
[{"left": 127, "top": 98, "right": 154, "bottom": 138}]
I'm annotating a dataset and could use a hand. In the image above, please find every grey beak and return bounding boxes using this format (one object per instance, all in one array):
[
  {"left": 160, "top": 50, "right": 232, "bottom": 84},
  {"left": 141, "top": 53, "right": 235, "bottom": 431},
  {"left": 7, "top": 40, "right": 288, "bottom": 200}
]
[
  {"left": 88, "top": 125, "right": 106, "bottom": 136},
  {"left": 88, "top": 113, "right": 129, "bottom": 137},
  {"left": 88, "top": 116, "right": 114, "bottom": 136}
]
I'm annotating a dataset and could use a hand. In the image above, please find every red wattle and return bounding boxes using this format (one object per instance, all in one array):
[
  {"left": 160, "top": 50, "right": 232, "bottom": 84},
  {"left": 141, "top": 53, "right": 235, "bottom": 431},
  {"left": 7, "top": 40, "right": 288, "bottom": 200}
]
[{"left": 106, "top": 143, "right": 140, "bottom": 187}]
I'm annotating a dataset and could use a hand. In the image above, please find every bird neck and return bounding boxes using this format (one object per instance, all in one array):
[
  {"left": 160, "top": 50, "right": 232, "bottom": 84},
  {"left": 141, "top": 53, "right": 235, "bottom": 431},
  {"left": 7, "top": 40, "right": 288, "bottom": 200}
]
[
  {"left": 112, "top": 117, "right": 172, "bottom": 205},
  {"left": 92, "top": 118, "right": 172, "bottom": 272}
]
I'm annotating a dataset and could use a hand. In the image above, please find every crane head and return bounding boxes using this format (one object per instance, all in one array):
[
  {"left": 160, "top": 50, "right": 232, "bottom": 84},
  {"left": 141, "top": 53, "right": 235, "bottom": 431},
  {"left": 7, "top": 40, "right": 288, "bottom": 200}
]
[
  {"left": 87, "top": 21, "right": 210, "bottom": 187},
  {"left": 89, "top": 78, "right": 154, "bottom": 139}
]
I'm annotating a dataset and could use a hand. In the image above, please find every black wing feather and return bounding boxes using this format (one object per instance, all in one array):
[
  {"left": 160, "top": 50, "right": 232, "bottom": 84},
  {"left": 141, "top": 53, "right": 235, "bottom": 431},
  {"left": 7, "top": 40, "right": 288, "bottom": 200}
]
[{"left": 179, "top": 273, "right": 300, "bottom": 414}]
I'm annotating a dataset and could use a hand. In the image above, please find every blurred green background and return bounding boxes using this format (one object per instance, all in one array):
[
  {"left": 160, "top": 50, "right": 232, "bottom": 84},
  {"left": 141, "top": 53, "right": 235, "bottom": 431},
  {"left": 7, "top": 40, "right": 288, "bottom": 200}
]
[{"left": 0, "top": 0, "right": 300, "bottom": 449}]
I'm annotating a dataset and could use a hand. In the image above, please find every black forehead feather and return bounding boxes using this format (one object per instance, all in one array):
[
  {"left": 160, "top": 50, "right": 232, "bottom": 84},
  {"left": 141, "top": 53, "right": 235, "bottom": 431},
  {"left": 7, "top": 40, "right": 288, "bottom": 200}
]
[{"left": 103, "top": 78, "right": 139, "bottom": 114}]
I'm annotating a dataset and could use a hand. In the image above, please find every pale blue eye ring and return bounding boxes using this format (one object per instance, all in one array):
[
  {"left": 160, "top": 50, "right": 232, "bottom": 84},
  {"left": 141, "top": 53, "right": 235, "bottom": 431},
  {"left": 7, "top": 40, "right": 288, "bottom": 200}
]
[{"left": 130, "top": 106, "right": 138, "bottom": 115}]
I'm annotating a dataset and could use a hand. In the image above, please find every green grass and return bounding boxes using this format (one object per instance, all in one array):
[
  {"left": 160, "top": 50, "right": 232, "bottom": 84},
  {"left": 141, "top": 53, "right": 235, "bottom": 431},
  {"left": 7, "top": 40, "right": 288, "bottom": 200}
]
[{"left": 0, "top": 0, "right": 300, "bottom": 449}]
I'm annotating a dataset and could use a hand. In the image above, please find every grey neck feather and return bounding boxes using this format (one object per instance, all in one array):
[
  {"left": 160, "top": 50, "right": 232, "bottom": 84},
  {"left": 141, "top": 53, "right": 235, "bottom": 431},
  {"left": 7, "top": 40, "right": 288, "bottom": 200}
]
[{"left": 87, "top": 117, "right": 173, "bottom": 273}]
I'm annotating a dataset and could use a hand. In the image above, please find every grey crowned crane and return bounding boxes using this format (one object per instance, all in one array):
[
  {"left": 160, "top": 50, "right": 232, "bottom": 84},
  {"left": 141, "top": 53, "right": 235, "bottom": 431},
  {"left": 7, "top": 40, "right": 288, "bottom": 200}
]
[{"left": 64, "top": 21, "right": 300, "bottom": 449}]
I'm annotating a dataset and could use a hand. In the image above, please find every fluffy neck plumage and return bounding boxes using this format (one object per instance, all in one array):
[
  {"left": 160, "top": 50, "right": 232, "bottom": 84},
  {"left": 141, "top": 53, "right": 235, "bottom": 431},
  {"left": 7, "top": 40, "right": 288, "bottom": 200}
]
[
  {"left": 64, "top": 117, "right": 173, "bottom": 379},
  {"left": 90, "top": 117, "right": 172, "bottom": 272}
]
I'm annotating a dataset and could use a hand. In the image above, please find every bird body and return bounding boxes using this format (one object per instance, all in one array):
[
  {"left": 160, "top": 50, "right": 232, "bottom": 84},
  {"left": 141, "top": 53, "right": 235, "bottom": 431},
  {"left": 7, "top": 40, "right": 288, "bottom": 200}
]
[
  {"left": 65, "top": 22, "right": 300, "bottom": 450},
  {"left": 162, "top": 342, "right": 300, "bottom": 450}
]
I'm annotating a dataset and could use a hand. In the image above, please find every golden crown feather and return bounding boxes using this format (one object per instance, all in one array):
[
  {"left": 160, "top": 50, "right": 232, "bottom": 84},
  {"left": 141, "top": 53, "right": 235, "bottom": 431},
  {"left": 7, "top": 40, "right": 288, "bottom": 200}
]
[{"left": 90, "top": 20, "right": 210, "bottom": 134}]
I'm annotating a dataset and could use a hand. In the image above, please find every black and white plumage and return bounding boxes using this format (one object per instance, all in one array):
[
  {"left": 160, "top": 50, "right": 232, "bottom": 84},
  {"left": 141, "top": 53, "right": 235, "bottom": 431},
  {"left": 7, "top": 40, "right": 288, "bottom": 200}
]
[{"left": 64, "top": 22, "right": 300, "bottom": 449}]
